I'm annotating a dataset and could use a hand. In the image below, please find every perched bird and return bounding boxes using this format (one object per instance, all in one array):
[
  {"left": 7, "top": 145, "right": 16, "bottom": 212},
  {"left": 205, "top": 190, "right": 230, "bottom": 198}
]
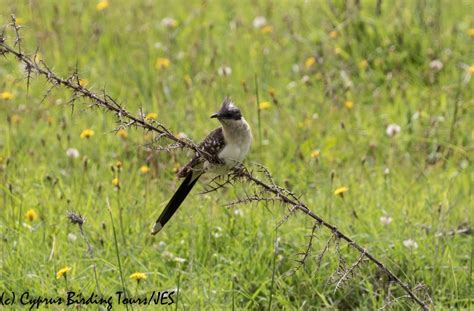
[{"left": 151, "top": 97, "right": 253, "bottom": 235}]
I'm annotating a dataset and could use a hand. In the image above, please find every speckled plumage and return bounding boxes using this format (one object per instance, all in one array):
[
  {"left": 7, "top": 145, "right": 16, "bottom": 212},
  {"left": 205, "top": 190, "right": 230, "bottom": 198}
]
[{"left": 176, "top": 127, "right": 226, "bottom": 178}]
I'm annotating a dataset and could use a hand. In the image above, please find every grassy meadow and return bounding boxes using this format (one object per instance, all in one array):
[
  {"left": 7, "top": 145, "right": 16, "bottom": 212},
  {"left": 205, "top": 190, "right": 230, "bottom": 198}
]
[{"left": 0, "top": 0, "right": 473, "bottom": 309}]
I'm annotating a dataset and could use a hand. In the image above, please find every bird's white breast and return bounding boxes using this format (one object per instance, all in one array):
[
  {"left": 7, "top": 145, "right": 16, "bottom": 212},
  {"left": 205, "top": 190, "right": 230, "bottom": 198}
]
[{"left": 218, "top": 118, "right": 252, "bottom": 166}]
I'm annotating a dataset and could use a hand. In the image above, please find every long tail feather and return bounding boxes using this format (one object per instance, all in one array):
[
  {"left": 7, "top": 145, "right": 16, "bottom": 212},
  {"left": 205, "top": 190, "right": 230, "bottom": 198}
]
[{"left": 151, "top": 171, "right": 201, "bottom": 235}]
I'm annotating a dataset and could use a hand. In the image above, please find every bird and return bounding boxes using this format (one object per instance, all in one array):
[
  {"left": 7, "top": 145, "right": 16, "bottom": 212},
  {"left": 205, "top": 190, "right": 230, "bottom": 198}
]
[{"left": 151, "top": 97, "right": 253, "bottom": 235}]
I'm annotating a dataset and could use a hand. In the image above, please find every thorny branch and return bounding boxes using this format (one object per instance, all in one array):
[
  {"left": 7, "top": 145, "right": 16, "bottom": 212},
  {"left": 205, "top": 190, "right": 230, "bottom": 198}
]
[{"left": 0, "top": 16, "right": 430, "bottom": 310}]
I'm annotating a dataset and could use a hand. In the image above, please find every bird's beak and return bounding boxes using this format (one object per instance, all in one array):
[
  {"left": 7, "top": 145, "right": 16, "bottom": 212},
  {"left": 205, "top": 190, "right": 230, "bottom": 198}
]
[{"left": 210, "top": 112, "right": 220, "bottom": 119}]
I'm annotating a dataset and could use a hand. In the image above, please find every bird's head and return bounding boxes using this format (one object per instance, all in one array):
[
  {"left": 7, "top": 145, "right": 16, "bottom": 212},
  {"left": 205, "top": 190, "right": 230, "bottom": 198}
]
[{"left": 210, "top": 97, "right": 242, "bottom": 123}]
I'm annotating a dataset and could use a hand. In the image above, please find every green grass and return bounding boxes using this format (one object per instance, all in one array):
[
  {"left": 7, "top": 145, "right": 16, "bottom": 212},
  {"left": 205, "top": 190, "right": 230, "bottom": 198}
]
[{"left": 0, "top": 0, "right": 472, "bottom": 309}]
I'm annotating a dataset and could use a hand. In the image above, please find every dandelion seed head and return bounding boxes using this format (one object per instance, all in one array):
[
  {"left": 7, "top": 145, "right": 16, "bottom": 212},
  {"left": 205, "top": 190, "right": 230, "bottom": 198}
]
[
  {"left": 252, "top": 16, "right": 267, "bottom": 29},
  {"left": 217, "top": 66, "right": 232, "bottom": 76},
  {"left": 386, "top": 124, "right": 401, "bottom": 137},
  {"left": 429, "top": 59, "right": 443, "bottom": 71},
  {"left": 161, "top": 17, "right": 178, "bottom": 28},
  {"left": 66, "top": 148, "right": 80, "bottom": 159},
  {"left": 68, "top": 233, "right": 77, "bottom": 242},
  {"left": 403, "top": 239, "right": 418, "bottom": 249},
  {"left": 380, "top": 216, "right": 392, "bottom": 225}
]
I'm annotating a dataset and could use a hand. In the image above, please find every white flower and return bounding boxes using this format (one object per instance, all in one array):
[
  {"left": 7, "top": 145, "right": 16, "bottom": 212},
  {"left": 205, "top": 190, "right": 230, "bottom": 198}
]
[
  {"left": 292, "top": 64, "right": 300, "bottom": 73},
  {"left": 161, "top": 17, "right": 177, "bottom": 28},
  {"left": 383, "top": 167, "right": 390, "bottom": 175},
  {"left": 233, "top": 209, "right": 243, "bottom": 216},
  {"left": 177, "top": 132, "right": 188, "bottom": 139},
  {"left": 403, "top": 239, "right": 418, "bottom": 249},
  {"left": 68, "top": 233, "right": 77, "bottom": 242},
  {"left": 429, "top": 59, "right": 443, "bottom": 71},
  {"left": 380, "top": 216, "right": 392, "bottom": 225},
  {"left": 66, "top": 148, "right": 80, "bottom": 159},
  {"left": 411, "top": 111, "right": 420, "bottom": 121},
  {"left": 158, "top": 241, "right": 167, "bottom": 250},
  {"left": 174, "top": 257, "right": 186, "bottom": 263},
  {"left": 301, "top": 75, "right": 310, "bottom": 83},
  {"left": 386, "top": 124, "right": 401, "bottom": 137},
  {"left": 287, "top": 81, "right": 297, "bottom": 89},
  {"left": 217, "top": 66, "right": 232, "bottom": 76},
  {"left": 252, "top": 16, "right": 267, "bottom": 29},
  {"left": 212, "top": 226, "right": 222, "bottom": 238}
]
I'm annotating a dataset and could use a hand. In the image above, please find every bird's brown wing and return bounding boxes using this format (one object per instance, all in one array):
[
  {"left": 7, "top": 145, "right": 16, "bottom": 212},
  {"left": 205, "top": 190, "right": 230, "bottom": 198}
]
[{"left": 176, "top": 127, "right": 226, "bottom": 178}]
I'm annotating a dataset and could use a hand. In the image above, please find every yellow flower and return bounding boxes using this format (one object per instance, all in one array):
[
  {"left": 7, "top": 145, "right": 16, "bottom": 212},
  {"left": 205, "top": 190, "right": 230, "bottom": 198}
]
[
  {"left": 79, "top": 79, "right": 89, "bottom": 87},
  {"left": 329, "top": 30, "right": 338, "bottom": 39},
  {"left": 140, "top": 165, "right": 150, "bottom": 174},
  {"left": 344, "top": 100, "right": 354, "bottom": 110},
  {"left": 15, "top": 17, "right": 26, "bottom": 25},
  {"left": 129, "top": 272, "right": 147, "bottom": 281},
  {"left": 268, "top": 87, "right": 276, "bottom": 97},
  {"left": 184, "top": 75, "right": 192, "bottom": 87},
  {"left": 155, "top": 58, "right": 171, "bottom": 70},
  {"left": 468, "top": 28, "right": 474, "bottom": 37},
  {"left": 112, "top": 177, "right": 120, "bottom": 187},
  {"left": 1, "top": 91, "right": 14, "bottom": 100},
  {"left": 11, "top": 114, "right": 21, "bottom": 124},
  {"left": 96, "top": 0, "right": 109, "bottom": 11},
  {"left": 259, "top": 101, "right": 272, "bottom": 110},
  {"left": 56, "top": 266, "right": 72, "bottom": 279},
  {"left": 145, "top": 112, "right": 158, "bottom": 120},
  {"left": 334, "top": 186, "right": 349, "bottom": 196},
  {"left": 80, "top": 129, "right": 94, "bottom": 139},
  {"left": 33, "top": 53, "right": 42, "bottom": 63},
  {"left": 261, "top": 25, "right": 273, "bottom": 34},
  {"left": 358, "top": 59, "right": 368, "bottom": 70},
  {"left": 334, "top": 47, "right": 342, "bottom": 55},
  {"left": 25, "top": 209, "right": 38, "bottom": 222},
  {"left": 143, "top": 133, "right": 153, "bottom": 141},
  {"left": 305, "top": 57, "right": 316, "bottom": 69},
  {"left": 310, "top": 150, "right": 320, "bottom": 158},
  {"left": 469, "top": 65, "right": 474, "bottom": 74},
  {"left": 117, "top": 129, "right": 128, "bottom": 139},
  {"left": 172, "top": 163, "right": 181, "bottom": 173}
]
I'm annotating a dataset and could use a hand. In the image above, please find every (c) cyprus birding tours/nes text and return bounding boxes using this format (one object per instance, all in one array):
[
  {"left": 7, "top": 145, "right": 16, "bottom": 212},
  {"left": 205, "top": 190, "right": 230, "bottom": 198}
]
[{"left": 0, "top": 1, "right": 471, "bottom": 309}]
